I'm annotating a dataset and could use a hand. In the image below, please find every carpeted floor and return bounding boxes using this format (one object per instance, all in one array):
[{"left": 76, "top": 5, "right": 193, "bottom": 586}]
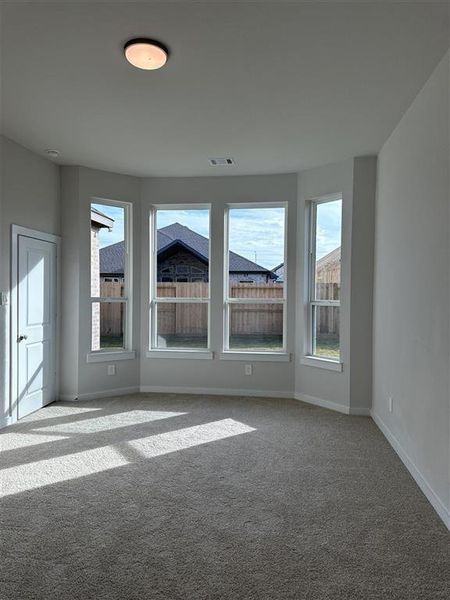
[{"left": 1, "top": 393, "right": 449, "bottom": 599}]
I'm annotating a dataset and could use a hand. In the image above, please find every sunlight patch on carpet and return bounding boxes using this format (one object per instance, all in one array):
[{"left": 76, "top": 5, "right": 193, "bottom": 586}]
[{"left": 0, "top": 419, "right": 255, "bottom": 497}]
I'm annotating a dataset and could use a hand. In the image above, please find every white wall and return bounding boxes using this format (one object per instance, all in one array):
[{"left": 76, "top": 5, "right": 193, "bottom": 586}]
[
  {"left": 0, "top": 136, "right": 60, "bottom": 424},
  {"left": 372, "top": 52, "right": 450, "bottom": 526},
  {"left": 295, "top": 157, "right": 376, "bottom": 414},
  {"left": 60, "top": 166, "right": 141, "bottom": 399},
  {"left": 140, "top": 174, "right": 298, "bottom": 396},
  {"left": 295, "top": 159, "right": 353, "bottom": 410}
]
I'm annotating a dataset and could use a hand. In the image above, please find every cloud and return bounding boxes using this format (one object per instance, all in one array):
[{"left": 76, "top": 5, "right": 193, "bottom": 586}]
[
  {"left": 229, "top": 207, "right": 285, "bottom": 268},
  {"left": 315, "top": 200, "right": 341, "bottom": 259}
]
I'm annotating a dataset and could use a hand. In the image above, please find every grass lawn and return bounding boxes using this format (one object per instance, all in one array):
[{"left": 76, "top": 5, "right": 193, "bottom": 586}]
[
  {"left": 102, "top": 332, "right": 340, "bottom": 358},
  {"left": 315, "top": 336, "right": 340, "bottom": 359},
  {"left": 156, "top": 334, "right": 283, "bottom": 351},
  {"left": 100, "top": 336, "right": 124, "bottom": 349}
]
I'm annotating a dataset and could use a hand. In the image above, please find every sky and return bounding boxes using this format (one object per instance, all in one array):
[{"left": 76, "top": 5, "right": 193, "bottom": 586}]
[
  {"left": 93, "top": 201, "right": 342, "bottom": 268},
  {"left": 315, "top": 200, "right": 342, "bottom": 259}
]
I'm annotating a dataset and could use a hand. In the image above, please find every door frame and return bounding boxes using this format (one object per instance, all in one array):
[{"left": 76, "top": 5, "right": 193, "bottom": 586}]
[{"left": 11, "top": 225, "right": 61, "bottom": 421}]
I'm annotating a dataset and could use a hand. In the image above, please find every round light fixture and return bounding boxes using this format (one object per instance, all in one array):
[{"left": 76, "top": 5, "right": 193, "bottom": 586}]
[
  {"left": 124, "top": 38, "right": 169, "bottom": 70},
  {"left": 45, "top": 149, "right": 60, "bottom": 159}
]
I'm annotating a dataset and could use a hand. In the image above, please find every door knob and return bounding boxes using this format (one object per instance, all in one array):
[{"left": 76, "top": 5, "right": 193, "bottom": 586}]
[{"left": 18, "top": 334, "right": 28, "bottom": 342}]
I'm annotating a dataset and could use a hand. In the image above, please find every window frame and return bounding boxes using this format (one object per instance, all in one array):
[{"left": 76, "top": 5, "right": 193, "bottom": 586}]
[
  {"left": 149, "top": 203, "right": 212, "bottom": 354},
  {"left": 223, "top": 202, "right": 288, "bottom": 355},
  {"left": 89, "top": 197, "right": 133, "bottom": 355},
  {"left": 306, "top": 193, "right": 342, "bottom": 364}
]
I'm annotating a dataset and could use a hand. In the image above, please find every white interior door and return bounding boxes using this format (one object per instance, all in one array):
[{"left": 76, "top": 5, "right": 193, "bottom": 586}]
[{"left": 17, "top": 235, "right": 57, "bottom": 419}]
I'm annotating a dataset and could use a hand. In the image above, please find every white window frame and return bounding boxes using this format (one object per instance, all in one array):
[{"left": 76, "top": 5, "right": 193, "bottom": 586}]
[
  {"left": 305, "top": 193, "right": 342, "bottom": 366},
  {"left": 89, "top": 197, "right": 133, "bottom": 356},
  {"left": 148, "top": 204, "right": 212, "bottom": 358},
  {"left": 223, "top": 202, "right": 288, "bottom": 356}
]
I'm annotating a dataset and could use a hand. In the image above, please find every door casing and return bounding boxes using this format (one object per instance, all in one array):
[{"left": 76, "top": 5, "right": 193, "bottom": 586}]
[{"left": 10, "top": 225, "right": 61, "bottom": 421}]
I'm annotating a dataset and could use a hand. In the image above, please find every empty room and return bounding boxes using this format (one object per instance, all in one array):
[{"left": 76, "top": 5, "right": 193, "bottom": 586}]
[{"left": 0, "top": 1, "right": 449, "bottom": 598}]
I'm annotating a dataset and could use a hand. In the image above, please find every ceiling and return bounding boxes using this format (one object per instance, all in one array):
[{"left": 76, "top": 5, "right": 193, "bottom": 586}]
[{"left": 1, "top": 1, "right": 449, "bottom": 177}]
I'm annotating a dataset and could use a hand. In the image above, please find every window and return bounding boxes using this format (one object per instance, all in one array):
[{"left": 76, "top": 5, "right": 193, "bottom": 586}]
[
  {"left": 307, "top": 195, "right": 342, "bottom": 361},
  {"left": 90, "top": 200, "right": 132, "bottom": 352},
  {"left": 224, "top": 204, "right": 287, "bottom": 353},
  {"left": 150, "top": 206, "right": 210, "bottom": 350}
]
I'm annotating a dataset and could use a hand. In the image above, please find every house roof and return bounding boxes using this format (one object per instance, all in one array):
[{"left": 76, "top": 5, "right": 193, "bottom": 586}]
[
  {"left": 272, "top": 263, "right": 285, "bottom": 282},
  {"left": 99, "top": 240, "right": 125, "bottom": 276},
  {"left": 316, "top": 247, "right": 341, "bottom": 273},
  {"left": 91, "top": 207, "right": 114, "bottom": 230},
  {"left": 100, "top": 222, "right": 275, "bottom": 276}
]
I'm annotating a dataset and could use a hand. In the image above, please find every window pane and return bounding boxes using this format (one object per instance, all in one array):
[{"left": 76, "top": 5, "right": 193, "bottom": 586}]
[
  {"left": 315, "top": 200, "right": 342, "bottom": 300},
  {"left": 155, "top": 302, "right": 208, "bottom": 349},
  {"left": 91, "top": 203, "right": 125, "bottom": 297},
  {"left": 313, "top": 305, "right": 340, "bottom": 359},
  {"left": 155, "top": 208, "right": 209, "bottom": 298},
  {"left": 228, "top": 206, "right": 285, "bottom": 296},
  {"left": 92, "top": 302, "right": 125, "bottom": 351},
  {"left": 229, "top": 303, "right": 283, "bottom": 351}
]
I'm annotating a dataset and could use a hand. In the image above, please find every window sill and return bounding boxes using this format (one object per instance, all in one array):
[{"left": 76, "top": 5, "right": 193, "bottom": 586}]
[
  {"left": 300, "top": 355, "right": 343, "bottom": 372},
  {"left": 146, "top": 350, "right": 214, "bottom": 360},
  {"left": 220, "top": 351, "right": 291, "bottom": 362},
  {"left": 86, "top": 350, "right": 136, "bottom": 364}
]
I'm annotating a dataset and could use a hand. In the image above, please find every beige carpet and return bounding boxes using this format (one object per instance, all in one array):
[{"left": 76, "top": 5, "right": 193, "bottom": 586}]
[{"left": 1, "top": 393, "right": 449, "bottom": 599}]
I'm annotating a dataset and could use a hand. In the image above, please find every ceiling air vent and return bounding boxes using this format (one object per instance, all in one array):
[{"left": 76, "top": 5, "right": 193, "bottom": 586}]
[{"left": 209, "top": 157, "right": 235, "bottom": 166}]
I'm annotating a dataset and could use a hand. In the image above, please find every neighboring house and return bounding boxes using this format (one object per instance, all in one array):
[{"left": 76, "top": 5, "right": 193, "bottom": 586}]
[
  {"left": 91, "top": 208, "right": 115, "bottom": 293},
  {"left": 91, "top": 207, "right": 115, "bottom": 350},
  {"left": 272, "top": 248, "right": 341, "bottom": 287},
  {"left": 316, "top": 247, "right": 341, "bottom": 284},
  {"left": 99, "top": 221, "right": 277, "bottom": 284},
  {"left": 272, "top": 263, "right": 284, "bottom": 283}
]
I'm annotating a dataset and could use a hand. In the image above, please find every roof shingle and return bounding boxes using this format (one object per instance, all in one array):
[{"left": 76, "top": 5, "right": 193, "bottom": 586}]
[{"left": 100, "top": 222, "right": 274, "bottom": 276}]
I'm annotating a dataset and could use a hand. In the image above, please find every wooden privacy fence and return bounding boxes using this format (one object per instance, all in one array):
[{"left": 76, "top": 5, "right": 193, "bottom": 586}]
[
  {"left": 99, "top": 282, "right": 125, "bottom": 336},
  {"left": 315, "top": 282, "right": 340, "bottom": 336},
  {"left": 99, "top": 282, "right": 339, "bottom": 336}
]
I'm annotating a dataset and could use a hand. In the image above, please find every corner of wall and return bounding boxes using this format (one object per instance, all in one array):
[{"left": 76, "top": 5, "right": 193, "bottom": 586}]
[
  {"left": 349, "top": 156, "right": 377, "bottom": 412},
  {"left": 60, "top": 166, "right": 81, "bottom": 398}
]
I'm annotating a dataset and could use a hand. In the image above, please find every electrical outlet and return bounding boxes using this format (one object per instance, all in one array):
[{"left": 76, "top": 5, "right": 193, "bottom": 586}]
[
  {"left": 245, "top": 364, "right": 252, "bottom": 376},
  {"left": 388, "top": 396, "right": 393, "bottom": 413},
  {"left": 107, "top": 365, "right": 116, "bottom": 376},
  {"left": 0, "top": 292, "right": 8, "bottom": 306}
]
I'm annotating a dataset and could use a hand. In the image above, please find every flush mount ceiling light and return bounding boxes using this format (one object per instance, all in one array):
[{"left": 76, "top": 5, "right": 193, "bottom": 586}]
[
  {"left": 124, "top": 38, "right": 169, "bottom": 70},
  {"left": 45, "top": 149, "right": 60, "bottom": 159}
]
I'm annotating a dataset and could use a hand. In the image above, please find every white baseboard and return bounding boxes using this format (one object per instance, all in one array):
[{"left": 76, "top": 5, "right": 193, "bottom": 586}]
[
  {"left": 59, "top": 393, "right": 78, "bottom": 402},
  {"left": 294, "top": 393, "right": 370, "bottom": 416},
  {"left": 140, "top": 385, "right": 293, "bottom": 399},
  {"left": 63, "top": 386, "right": 141, "bottom": 402},
  {"left": 294, "top": 392, "right": 350, "bottom": 414},
  {"left": 371, "top": 410, "right": 450, "bottom": 531},
  {"left": 348, "top": 406, "right": 371, "bottom": 416}
]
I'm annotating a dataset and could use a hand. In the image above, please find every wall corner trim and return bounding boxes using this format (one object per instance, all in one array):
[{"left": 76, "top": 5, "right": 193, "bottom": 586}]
[{"left": 371, "top": 410, "right": 450, "bottom": 531}]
